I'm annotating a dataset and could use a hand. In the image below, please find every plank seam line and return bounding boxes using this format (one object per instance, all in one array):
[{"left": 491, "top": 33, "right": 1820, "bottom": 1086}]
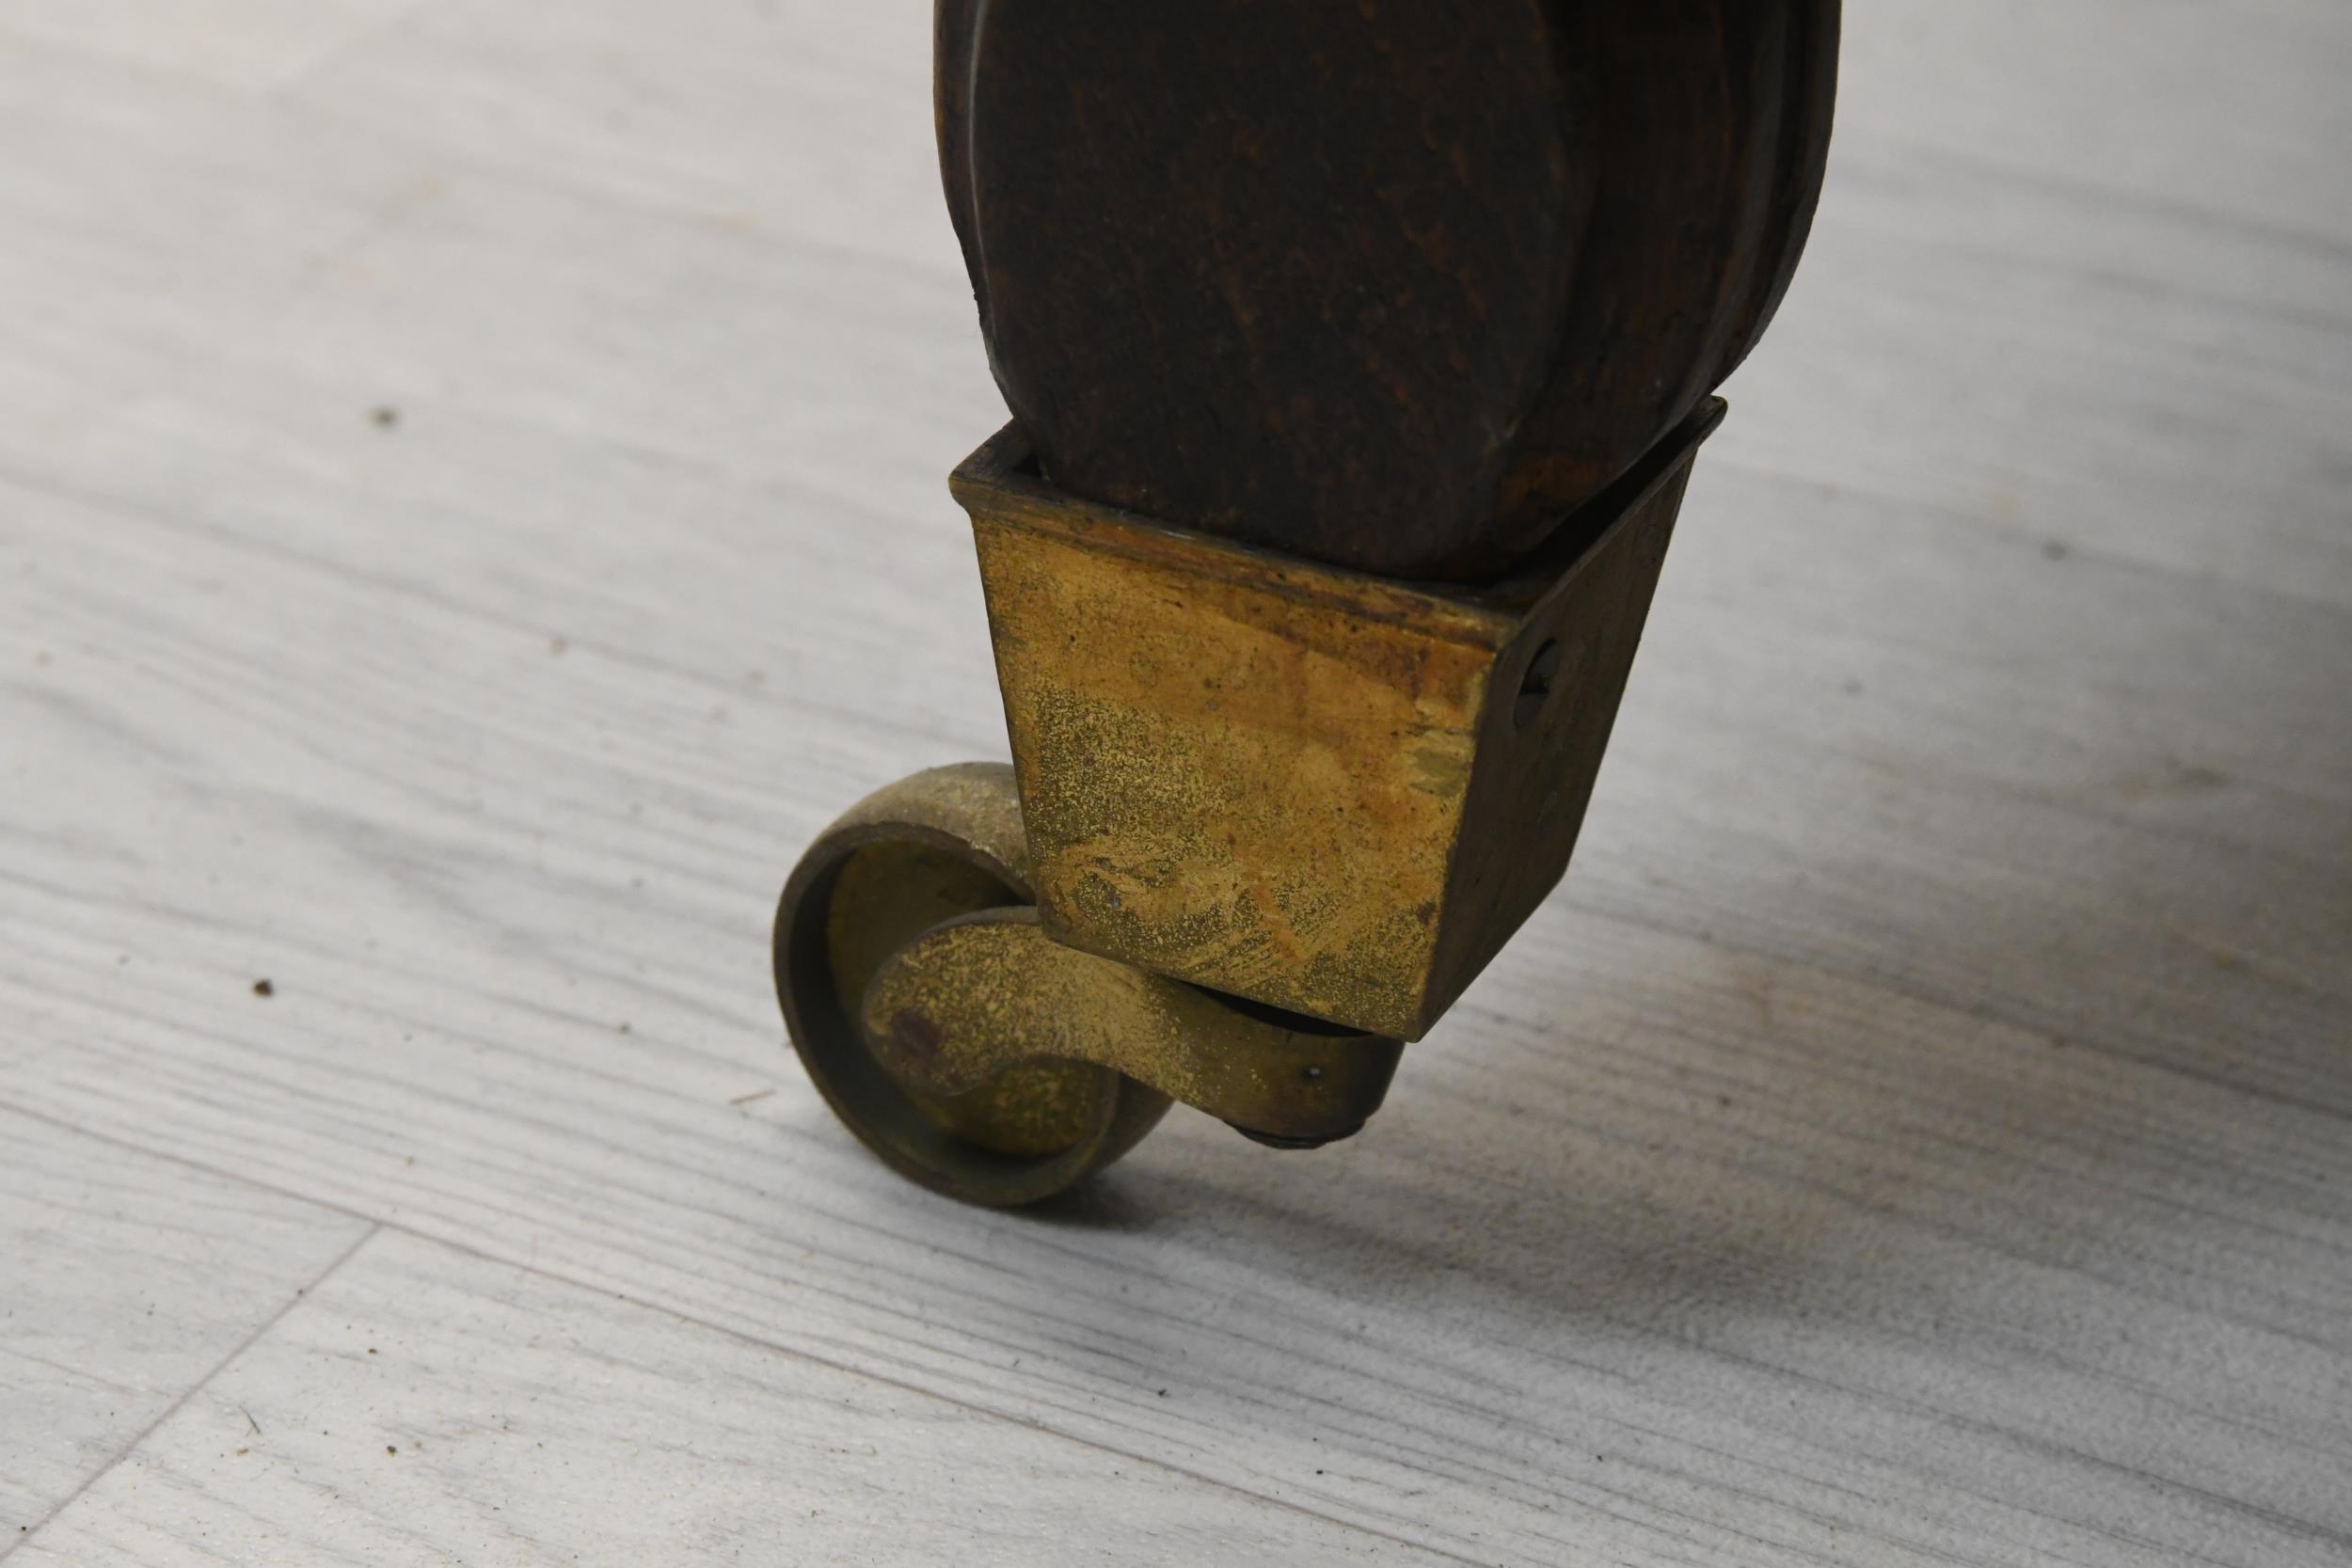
[
  {"left": 0, "top": 1104, "right": 1492, "bottom": 1567},
  {"left": 1, "top": 1217, "right": 385, "bottom": 1561}
]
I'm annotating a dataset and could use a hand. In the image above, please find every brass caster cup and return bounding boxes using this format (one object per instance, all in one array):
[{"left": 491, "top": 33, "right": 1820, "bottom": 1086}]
[{"left": 959, "top": 403, "right": 1718, "bottom": 1038}]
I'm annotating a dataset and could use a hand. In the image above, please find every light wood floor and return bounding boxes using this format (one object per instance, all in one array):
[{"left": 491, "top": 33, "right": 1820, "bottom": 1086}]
[{"left": 5, "top": 4, "right": 2349, "bottom": 1564}]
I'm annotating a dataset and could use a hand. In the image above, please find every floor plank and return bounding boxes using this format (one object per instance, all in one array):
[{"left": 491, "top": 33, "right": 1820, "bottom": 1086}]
[
  {"left": 16, "top": 1228, "right": 1448, "bottom": 1567},
  {"left": 0, "top": 1114, "right": 373, "bottom": 1543}
]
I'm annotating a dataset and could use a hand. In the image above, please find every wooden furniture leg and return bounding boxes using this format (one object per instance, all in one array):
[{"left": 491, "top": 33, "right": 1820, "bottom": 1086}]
[{"left": 775, "top": 2, "right": 1841, "bottom": 1204}]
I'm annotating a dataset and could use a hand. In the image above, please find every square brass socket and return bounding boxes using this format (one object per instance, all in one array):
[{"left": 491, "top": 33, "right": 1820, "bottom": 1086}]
[{"left": 954, "top": 402, "right": 1721, "bottom": 1041}]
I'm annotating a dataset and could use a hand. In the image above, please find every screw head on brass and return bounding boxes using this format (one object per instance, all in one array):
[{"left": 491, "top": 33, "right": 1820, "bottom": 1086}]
[{"left": 1515, "top": 640, "right": 1565, "bottom": 729}]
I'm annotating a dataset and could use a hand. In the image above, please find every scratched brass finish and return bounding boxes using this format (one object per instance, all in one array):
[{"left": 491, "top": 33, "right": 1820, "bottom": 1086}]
[
  {"left": 773, "top": 763, "right": 1171, "bottom": 1205},
  {"left": 827, "top": 842, "right": 1103, "bottom": 1157},
  {"left": 956, "top": 402, "right": 1722, "bottom": 1039},
  {"left": 862, "top": 910, "right": 1404, "bottom": 1148}
]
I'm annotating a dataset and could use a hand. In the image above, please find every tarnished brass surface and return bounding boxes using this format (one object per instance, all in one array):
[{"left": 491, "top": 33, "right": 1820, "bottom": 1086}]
[
  {"left": 774, "top": 763, "right": 1172, "bottom": 1206},
  {"left": 956, "top": 403, "right": 1721, "bottom": 1039},
  {"left": 862, "top": 910, "right": 1404, "bottom": 1147},
  {"left": 826, "top": 840, "right": 1102, "bottom": 1157}
]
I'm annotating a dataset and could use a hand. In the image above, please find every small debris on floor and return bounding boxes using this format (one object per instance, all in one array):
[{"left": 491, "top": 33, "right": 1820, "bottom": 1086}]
[
  {"left": 371, "top": 405, "right": 400, "bottom": 429},
  {"left": 252, "top": 979, "right": 275, "bottom": 998}
]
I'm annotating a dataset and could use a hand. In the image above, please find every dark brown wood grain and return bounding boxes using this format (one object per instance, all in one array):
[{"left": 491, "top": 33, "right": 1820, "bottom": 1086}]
[{"left": 936, "top": 1, "right": 1838, "bottom": 579}]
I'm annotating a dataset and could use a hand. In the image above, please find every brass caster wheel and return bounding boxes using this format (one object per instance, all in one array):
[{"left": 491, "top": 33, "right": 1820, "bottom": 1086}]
[
  {"left": 776, "top": 762, "right": 1408, "bottom": 1206},
  {"left": 773, "top": 763, "right": 1172, "bottom": 1206}
]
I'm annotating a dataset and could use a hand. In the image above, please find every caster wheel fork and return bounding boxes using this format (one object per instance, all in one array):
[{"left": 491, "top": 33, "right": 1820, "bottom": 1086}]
[{"left": 773, "top": 763, "right": 1405, "bottom": 1207}]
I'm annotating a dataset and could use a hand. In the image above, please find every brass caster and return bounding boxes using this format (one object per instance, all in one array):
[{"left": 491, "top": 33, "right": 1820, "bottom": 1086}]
[
  {"left": 773, "top": 763, "right": 1405, "bottom": 1206},
  {"left": 776, "top": 408, "right": 1713, "bottom": 1206}
]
